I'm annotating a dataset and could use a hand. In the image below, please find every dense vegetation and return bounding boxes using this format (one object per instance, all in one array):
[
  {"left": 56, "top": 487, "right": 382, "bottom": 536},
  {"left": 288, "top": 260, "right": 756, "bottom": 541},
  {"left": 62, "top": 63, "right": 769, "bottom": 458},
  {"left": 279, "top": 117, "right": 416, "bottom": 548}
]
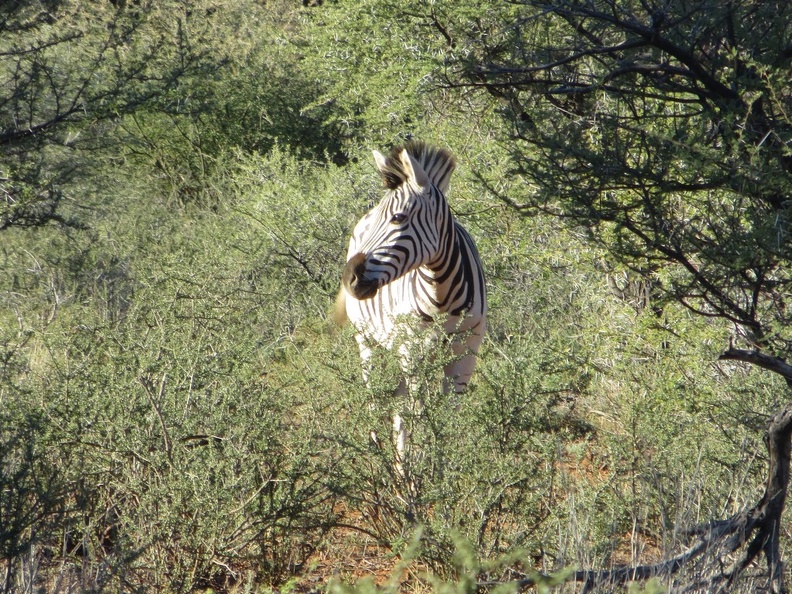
[{"left": 1, "top": 1, "right": 790, "bottom": 592}]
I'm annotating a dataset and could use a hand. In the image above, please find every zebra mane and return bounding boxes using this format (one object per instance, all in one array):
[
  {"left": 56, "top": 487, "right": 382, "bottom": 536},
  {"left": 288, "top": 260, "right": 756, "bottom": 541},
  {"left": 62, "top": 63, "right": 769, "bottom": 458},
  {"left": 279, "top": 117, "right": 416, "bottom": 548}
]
[{"left": 378, "top": 140, "right": 457, "bottom": 194}]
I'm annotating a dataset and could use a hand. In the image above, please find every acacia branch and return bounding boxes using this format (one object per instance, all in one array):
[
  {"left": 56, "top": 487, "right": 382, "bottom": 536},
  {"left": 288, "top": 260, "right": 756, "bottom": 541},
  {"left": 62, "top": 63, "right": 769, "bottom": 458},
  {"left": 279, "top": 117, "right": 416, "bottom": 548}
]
[
  {"left": 719, "top": 348, "right": 792, "bottom": 384},
  {"left": 530, "top": 0, "right": 742, "bottom": 105}
]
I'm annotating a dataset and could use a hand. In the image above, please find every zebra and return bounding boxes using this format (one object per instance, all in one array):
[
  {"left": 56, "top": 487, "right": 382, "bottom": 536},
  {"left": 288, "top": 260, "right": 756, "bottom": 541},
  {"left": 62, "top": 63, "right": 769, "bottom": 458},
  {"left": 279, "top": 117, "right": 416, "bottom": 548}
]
[{"left": 334, "top": 140, "right": 487, "bottom": 486}]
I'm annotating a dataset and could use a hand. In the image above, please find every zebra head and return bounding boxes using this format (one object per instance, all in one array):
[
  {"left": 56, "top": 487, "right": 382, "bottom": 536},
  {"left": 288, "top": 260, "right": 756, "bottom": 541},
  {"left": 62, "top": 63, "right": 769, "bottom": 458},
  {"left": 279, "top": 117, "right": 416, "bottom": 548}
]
[{"left": 343, "top": 142, "right": 455, "bottom": 301}]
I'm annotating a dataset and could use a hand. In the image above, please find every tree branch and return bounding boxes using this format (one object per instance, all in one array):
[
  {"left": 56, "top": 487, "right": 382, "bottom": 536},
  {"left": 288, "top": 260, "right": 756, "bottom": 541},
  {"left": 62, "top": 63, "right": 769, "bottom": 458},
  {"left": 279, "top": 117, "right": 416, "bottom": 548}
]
[
  {"left": 532, "top": 1, "right": 743, "bottom": 106},
  {"left": 480, "top": 402, "right": 792, "bottom": 593},
  {"left": 719, "top": 348, "right": 792, "bottom": 384}
]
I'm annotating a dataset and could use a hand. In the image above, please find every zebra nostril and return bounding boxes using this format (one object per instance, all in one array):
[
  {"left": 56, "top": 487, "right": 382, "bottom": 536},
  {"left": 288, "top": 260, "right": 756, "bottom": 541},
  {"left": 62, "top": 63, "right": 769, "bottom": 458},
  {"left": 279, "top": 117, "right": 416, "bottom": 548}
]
[{"left": 343, "top": 252, "right": 377, "bottom": 298}]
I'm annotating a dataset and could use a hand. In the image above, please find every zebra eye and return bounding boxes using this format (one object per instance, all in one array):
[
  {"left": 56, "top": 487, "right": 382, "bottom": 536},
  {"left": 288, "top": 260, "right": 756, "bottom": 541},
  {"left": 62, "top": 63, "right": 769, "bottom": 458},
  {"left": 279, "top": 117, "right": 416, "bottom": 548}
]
[{"left": 390, "top": 212, "right": 408, "bottom": 224}]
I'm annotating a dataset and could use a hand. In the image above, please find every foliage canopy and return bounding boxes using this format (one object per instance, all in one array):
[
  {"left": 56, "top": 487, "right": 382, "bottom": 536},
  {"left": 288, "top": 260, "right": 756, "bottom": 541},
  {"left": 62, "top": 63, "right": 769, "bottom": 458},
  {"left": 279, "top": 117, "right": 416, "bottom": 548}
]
[{"left": 446, "top": 0, "right": 792, "bottom": 381}]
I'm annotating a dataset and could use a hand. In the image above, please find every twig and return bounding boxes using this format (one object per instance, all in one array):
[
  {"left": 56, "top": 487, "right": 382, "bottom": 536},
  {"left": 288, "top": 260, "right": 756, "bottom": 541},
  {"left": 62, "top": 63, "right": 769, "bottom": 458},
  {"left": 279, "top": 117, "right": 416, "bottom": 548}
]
[{"left": 138, "top": 373, "right": 173, "bottom": 464}]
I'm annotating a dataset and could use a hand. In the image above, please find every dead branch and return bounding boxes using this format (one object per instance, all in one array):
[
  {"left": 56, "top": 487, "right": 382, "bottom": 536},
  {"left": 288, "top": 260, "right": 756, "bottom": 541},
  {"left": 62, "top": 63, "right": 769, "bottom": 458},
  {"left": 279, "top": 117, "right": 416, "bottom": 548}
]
[
  {"left": 719, "top": 348, "right": 792, "bottom": 385},
  {"left": 479, "top": 402, "right": 792, "bottom": 593}
]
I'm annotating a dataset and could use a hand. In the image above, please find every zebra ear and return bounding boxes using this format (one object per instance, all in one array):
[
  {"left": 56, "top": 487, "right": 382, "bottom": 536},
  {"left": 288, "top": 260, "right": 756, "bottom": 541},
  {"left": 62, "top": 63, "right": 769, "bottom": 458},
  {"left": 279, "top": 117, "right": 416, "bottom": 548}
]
[
  {"left": 400, "top": 149, "right": 430, "bottom": 188},
  {"left": 372, "top": 150, "right": 388, "bottom": 173}
]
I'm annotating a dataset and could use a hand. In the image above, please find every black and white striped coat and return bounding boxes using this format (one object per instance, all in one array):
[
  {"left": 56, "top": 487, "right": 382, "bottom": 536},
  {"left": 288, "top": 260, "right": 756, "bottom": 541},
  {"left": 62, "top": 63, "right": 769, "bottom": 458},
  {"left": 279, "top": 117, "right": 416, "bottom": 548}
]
[{"left": 337, "top": 141, "right": 487, "bottom": 395}]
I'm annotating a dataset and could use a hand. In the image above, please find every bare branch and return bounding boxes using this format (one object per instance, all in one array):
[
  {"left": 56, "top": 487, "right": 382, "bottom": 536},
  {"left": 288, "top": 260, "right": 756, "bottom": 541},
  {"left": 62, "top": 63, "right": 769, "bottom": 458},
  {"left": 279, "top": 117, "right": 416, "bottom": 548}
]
[
  {"left": 719, "top": 348, "right": 792, "bottom": 384},
  {"left": 480, "top": 402, "right": 792, "bottom": 593}
]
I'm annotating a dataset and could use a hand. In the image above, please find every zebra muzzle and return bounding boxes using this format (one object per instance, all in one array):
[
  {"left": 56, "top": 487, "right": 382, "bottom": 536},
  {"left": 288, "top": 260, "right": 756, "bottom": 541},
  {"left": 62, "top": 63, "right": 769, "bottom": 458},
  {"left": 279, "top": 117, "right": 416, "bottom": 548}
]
[{"left": 343, "top": 252, "right": 379, "bottom": 300}]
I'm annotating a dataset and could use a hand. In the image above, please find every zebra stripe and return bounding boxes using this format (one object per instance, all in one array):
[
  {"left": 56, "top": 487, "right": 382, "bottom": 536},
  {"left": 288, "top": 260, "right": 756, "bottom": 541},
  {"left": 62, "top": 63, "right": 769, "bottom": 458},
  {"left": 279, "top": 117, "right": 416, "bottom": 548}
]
[{"left": 339, "top": 141, "right": 487, "bottom": 394}]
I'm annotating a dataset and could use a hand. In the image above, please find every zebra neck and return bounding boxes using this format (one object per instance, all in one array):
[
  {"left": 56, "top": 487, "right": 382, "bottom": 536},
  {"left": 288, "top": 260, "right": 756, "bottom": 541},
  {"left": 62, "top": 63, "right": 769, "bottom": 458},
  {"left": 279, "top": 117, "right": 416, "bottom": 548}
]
[
  {"left": 425, "top": 212, "right": 457, "bottom": 276},
  {"left": 418, "top": 220, "right": 469, "bottom": 308}
]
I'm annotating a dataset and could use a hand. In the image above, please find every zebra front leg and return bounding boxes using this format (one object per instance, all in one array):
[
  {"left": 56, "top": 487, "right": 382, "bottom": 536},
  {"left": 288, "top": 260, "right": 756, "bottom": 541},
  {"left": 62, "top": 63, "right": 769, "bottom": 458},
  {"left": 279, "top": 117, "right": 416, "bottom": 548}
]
[
  {"left": 357, "top": 335, "right": 413, "bottom": 499},
  {"left": 392, "top": 376, "right": 409, "bottom": 472},
  {"left": 443, "top": 320, "right": 485, "bottom": 393},
  {"left": 392, "top": 378, "right": 421, "bottom": 520},
  {"left": 355, "top": 336, "right": 385, "bottom": 448},
  {"left": 443, "top": 349, "right": 479, "bottom": 396}
]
